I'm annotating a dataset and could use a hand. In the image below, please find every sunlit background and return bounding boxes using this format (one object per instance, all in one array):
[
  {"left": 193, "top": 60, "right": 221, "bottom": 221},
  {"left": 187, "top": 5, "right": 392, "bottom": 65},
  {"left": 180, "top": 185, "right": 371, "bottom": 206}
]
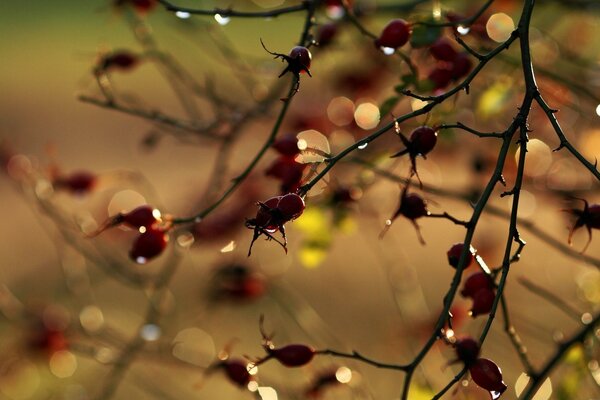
[{"left": 1, "top": 1, "right": 599, "bottom": 399}]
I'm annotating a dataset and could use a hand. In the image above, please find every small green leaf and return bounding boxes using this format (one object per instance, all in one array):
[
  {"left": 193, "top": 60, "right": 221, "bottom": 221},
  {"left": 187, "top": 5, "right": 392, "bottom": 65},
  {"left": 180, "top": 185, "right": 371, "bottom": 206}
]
[{"left": 410, "top": 23, "right": 442, "bottom": 48}]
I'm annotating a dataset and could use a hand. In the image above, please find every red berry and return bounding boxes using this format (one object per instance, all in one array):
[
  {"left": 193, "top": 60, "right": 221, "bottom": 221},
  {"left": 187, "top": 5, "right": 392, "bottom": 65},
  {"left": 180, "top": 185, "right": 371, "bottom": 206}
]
[
  {"left": 428, "top": 67, "right": 453, "bottom": 90},
  {"left": 566, "top": 198, "right": 600, "bottom": 253},
  {"left": 222, "top": 359, "right": 252, "bottom": 387},
  {"left": 272, "top": 134, "right": 300, "bottom": 156},
  {"left": 265, "top": 156, "right": 307, "bottom": 193},
  {"left": 54, "top": 171, "right": 97, "bottom": 194},
  {"left": 212, "top": 264, "right": 266, "bottom": 302},
  {"left": 461, "top": 272, "right": 493, "bottom": 298},
  {"left": 447, "top": 243, "right": 474, "bottom": 269},
  {"left": 429, "top": 38, "right": 458, "bottom": 61},
  {"left": 114, "top": 0, "right": 157, "bottom": 13},
  {"left": 253, "top": 197, "right": 282, "bottom": 233},
  {"left": 121, "top": 205, "right": 160, "bottom": 229},
  {"left": 289, "top": 46, "right": 312, "bottom": 75},
  {"left": 376, "top": 19, "right": 411, "bottom": 49},
  {"left": 470, "top": 288, "right": 496, "bottom": 317},
  {"left": 401, "top": 193, "right": 428, "bottom": 220},
  {"left": 469, "top": 358, "right": 507, "bottom": 397},
  {"left": 99, "top": 51, "right": 139, "bottom": 73},
  {"left": 451, "top": 53, "right": 473, "bottom": 80},
  {"left": 455, "top": 337, "right": 480, "bottom": 366},
  {"left": 317, "top": 23, "right": 338, "bottom": 47},
  {"left": 277, "top": 193, "right": 305, "bottom": 220},
  {"left": 272, "top": 344, "right": 315, "bottom": 367},
  {"left": 409, "top": 126, "right": 438, "bottom": 156},
  {"left": 28, "top": 326, "right": 68, "bottom": 357},
  {"left": 129, "top": 227, "right": 168, "bottom": 264}
]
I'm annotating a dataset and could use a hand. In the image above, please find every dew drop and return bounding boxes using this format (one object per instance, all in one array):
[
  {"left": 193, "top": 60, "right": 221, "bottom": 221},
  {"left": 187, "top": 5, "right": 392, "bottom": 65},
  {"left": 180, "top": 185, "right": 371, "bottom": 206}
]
[
  {"left": 140, "top": 324, "right": 161, "bottom": 341},
  {"left": 595, "top": 103, "right": 600, "bottom": 117},
  {"left": 135, "top": 256, "right": 147, "bottom": 264},
  {"left": 358, "top": 142, "right": 368, "bottom": 150},
  {"left": 214, "top": 14, "right": 231, "bottom": 25},
  {"left": 582, "top": 312, "right": 593, "bottom": 324},
  {"left": 175, "top": 11, "right": 191, "bottom": 19},
  {"left": 457, "top": 25, "right": 470, "bottom": 35},
  {"left": 385, "top": 219, "right": 392, "bottom": 226},
  {"left": 381, "top": 46, "right": 395, "bottom": 56}
]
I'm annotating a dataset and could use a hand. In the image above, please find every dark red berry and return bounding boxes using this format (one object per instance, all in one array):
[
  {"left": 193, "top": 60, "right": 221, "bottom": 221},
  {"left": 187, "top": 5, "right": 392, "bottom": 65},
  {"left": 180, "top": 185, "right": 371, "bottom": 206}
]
[
  {"left": 470, "top": 288, "right": 496, "bottom": 317},
  {"left": 565, "top": 198, "right": 600, "bottom": 253},
  {"left": 114, "top": 0, "right": 157, "bottom": 13},
  {"left": 99, "top": 51, "right": 139, "bottom": 73},
  {"left": 455, "top": 337, "right": 480, "bottom": 366},
  {"left": 430, "top": 38, "right": 458, "bottom": 61},
  {"left": 129, "top": 227, "right": 168, "bottom": 263},
  {"left": 401, "top": 194, "right": 428, "bottom": 220},
  {"left": 376, "top": 19, "right": 411, "bottom": 49},
  {"left": 246, "top": 193, "right": 304, "bottom": 255},
  {"left": 211, "top": 264, "right": 266, "bottom": 302},
  {"left": 272, "top": 134, "right": 300, "bottom": 156},
  {"left": 447, "top": 243, "right": 475, "bottom": 269},
  {"left": 331, "top": 187, "right": 359, "bottom": 204},
  {"left": 288, "top": 46, "right": 312, "bottom": 75},
  {"left": 469, "top": 358, "right": 507, "bottom": 397},
  {"left": 381, "top": 185, "right": 429, "bottom": 243},
  {"left": 277, "top": 193, "right": 305, "bottom": 220},
  {"left": 265, "top": 156, "right": 307, "bottom": 193},
  {"left": 272, "top": 344, "right": 315, "bottom": 367},
  {"left": 253, "top": 196, "right": 282, "bottom": 233},
  {"left": 54, "top": 171, "right": 97, "bottom": 194},
  {"left": 391, "top": 126, "right": 438, "bottom": 184},
  {"left": 461, "top": 272, "right": 494, "bottom": 298},
  {"left": 451, "top": 53, "right": 473, "bottom": 80},
  {"left": 28, "top": 326, "right": 68, "bottom": 357},
  {"left": 428, "top": 67, "right": 453, "bottom": 90},
  {"left": 121, "top": 205, "right": 160, "bottom": 229},
  {"left": 409, "top": 126, "right": 438, "bottom": 156},
  {"left": 317, "top": 23, "right": 338, "bottom": 47},
  {"left": 222, "top": 359, "right": 252, "bottom": 387}
]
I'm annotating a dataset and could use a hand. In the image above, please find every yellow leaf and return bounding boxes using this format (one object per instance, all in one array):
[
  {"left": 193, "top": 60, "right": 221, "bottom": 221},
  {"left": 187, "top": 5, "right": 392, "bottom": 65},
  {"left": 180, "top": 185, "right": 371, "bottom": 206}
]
[{"left": 477, "top": 79, "right": 513, "bottom": 119}]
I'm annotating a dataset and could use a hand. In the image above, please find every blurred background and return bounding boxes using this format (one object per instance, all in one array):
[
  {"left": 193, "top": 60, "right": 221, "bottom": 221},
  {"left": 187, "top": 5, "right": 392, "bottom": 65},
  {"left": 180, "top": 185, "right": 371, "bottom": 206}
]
[{"left": 1, "top": 1, "right": 599, "bottom": 399}]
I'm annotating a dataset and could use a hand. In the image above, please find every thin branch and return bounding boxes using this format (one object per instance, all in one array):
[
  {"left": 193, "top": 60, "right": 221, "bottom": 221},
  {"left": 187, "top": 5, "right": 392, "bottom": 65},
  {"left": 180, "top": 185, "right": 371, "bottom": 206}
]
[
  {"left": 427, "top": 212, "right": 470, "bottom": 227},
  {"left": 171, "top": 2, "right": 318, "bottom": 225},
  {"left": 535, "top": 94, "right": 600, "bottom": 181},
  {"left": 316, "top": 349, "right": 410, "bottom": 371},
  {"left": 500, "top": 294, "right": 535, "bottom": 374},
  {"left": 299, "top": 32, "right": 519, "bottom": 196},
  {"left": 78, "top": 95, "right": 221, "bottom": 141},
  {"left": 438, "top": 122, "right": 503, "bottom": 138},
  {"left": 415, "top": 0, "right": 496, "bottom": 28},
  {"left": 519, "top": 312, "right": 600, "bottom": 399},
  {"left": 157, "top": 0, "right": 308, "bottom": 18}
]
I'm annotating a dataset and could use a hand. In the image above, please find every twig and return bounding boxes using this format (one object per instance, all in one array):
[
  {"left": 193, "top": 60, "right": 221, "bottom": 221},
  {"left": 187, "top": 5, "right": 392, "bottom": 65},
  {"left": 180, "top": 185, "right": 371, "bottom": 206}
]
[
  {"left": 438, "top": 122, "right": 503, "bottom": 138},
  {"left": 157, "top": 0, "right": 308, "bottom": 18},
  {"left": 316, "top": 349, "right": 410, "bottom": 371},
  {"left": 518, "top": 312, "right": 600, "bottom": 399},
  {"left": 535, "top": 93, "right": 600, "bottom": 181},
  {"left": 500, "top": 294, "right": 535, "bottom": 374}
]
